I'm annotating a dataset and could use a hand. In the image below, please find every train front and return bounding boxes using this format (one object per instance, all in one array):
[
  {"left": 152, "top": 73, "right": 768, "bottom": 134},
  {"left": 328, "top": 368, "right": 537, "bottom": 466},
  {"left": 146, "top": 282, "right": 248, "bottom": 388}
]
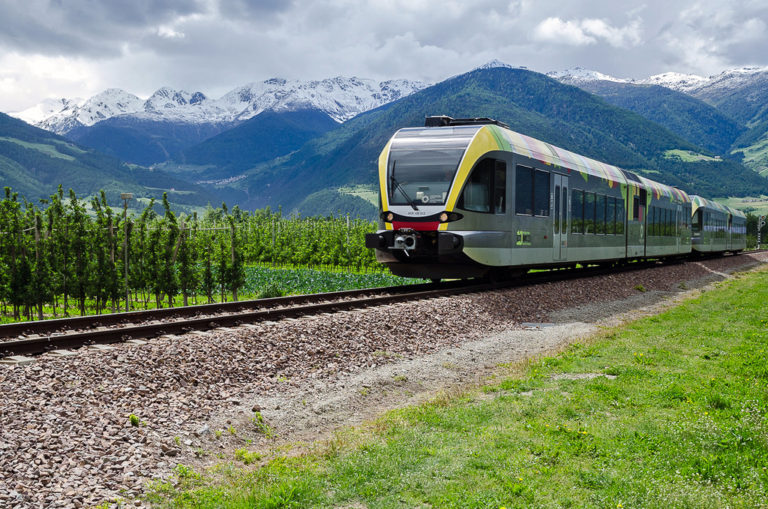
[{"left": 364, "top": 124, "right": 487, "bottom": 280}]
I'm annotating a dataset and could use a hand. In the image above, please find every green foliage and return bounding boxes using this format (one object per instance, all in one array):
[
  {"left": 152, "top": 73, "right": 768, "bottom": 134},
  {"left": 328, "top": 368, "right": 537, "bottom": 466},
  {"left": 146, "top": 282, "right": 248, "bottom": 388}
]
[
  {"left": 577, "top": 81, "right": 745, "bottom": 155},
  {"left": 0, "top": 187, "right": 393, "bottom": 322},
  {"left": 234, "top": 449, "right": 262, "bottom": 465},
  {"left": 0, "top": 111, "right": 220, "bottom": 210},
  {"left": 129, "top": 414, "right": 140, "bottom": 427}
]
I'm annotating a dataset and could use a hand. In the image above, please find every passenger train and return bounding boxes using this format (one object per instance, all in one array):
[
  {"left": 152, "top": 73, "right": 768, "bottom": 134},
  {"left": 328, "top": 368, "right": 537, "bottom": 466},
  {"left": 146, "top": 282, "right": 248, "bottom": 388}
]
[{"left": 365, "top": 116, "right": 747, "bottom": 280}]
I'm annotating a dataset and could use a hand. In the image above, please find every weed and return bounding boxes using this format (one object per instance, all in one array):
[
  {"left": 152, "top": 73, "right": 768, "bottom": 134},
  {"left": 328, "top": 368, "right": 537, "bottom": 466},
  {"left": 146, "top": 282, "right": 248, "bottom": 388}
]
[
  {"left": 128, "top": 414, "right": 140, "bottom": 427},
  {"left": 257, "top": 282, "right": 285, "bottom": 299},
  {"left": 634, "top": 284, "right": 647, "bottom": 292},
  {"left": 393, "top": 375, "right": 408, "bottom": 382},
  {"left": 227, "top": 425, "right": 236, "bottom": 435},
  {"left": 234, "top": 448, "right": 262, "bottom": 465},
  {"left": 252, "top": 411, "right": 275, "bottom": 438},
  {"left": 214, "top": 430, "right": 222, "bottom": 439}
]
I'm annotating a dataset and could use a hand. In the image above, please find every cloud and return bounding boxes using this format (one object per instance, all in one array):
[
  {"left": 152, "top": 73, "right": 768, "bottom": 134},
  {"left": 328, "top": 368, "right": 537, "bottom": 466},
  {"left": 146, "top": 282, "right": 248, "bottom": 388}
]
[
  {"left": 1, "top": 0, "right": 768, "bottom": 112},
  {"left": 532, "top": 16, "right": 642, "bottom": 48}
]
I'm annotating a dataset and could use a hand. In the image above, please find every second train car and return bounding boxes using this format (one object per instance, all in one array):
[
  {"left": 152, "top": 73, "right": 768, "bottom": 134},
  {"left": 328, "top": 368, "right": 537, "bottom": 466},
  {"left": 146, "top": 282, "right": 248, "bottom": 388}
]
[{"left": 365, "top": 116, "right": 745, "bottom": 280}]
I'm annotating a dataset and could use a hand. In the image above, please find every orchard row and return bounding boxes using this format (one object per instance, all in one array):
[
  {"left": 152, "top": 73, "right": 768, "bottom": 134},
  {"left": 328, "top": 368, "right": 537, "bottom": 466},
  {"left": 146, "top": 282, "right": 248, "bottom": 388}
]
[{"left": 0, "top": 187, "right": 379, "bottom": 321}]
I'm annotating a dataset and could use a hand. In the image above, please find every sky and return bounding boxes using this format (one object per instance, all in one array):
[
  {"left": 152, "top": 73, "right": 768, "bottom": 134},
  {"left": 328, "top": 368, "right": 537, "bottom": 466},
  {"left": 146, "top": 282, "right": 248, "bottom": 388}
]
[{"left": 1, "top": 0, "right": 767, "bottom": 113}]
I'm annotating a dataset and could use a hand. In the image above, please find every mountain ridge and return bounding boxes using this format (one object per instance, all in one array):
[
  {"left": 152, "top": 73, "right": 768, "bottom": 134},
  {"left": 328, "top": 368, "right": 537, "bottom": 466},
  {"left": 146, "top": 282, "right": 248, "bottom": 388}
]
[{"left": 11, "top": 77, "right": 427, "bottom": 134}]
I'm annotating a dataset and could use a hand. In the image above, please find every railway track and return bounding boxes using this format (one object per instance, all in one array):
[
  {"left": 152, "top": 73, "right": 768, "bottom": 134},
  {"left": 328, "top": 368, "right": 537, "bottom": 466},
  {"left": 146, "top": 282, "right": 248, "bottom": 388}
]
[{"left": 0, "top": 254, "right": 743, "bottom": 359}]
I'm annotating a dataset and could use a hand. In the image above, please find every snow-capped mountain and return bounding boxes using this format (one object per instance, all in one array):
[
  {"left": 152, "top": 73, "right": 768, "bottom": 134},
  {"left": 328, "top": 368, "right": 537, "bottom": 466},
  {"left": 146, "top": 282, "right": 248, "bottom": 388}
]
[
  {"left": 637, "top": 72, "right": 709, "bottom": 92},
  {"left": 12, "top": 77, "right": 427, "bottom": 135},
  {"left": 548, "top": 65, "right": 768, "bottom": 96},
  {"left": 546, "top": 67, "right": 629, "bottom": 84}
]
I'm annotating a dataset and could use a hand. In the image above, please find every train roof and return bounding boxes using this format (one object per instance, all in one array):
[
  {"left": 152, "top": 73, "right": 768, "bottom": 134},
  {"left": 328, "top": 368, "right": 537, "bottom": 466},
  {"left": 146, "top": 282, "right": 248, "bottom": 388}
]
[
  {"left": 407, "top": 123, "right": 690, "bottom": 204},
  {"left": 690, "top": 195, "right": 746, "bottom": 218}
]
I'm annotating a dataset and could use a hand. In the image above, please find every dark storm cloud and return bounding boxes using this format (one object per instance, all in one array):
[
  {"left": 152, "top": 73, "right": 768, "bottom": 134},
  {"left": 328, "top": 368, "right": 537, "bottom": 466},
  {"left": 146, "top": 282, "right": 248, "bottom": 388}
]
[{"left": 0, "top": 0, "right": 207, "bottom": 56}]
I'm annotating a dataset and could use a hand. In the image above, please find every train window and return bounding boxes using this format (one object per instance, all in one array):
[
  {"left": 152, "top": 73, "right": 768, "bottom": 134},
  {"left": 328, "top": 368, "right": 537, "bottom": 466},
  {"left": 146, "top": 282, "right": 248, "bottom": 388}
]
[
  {"left": 554, "top": 186, "right": 560, "bottom": 234},
  {"left": 649, "top": 206, "right": 656, "bottom": 236},
  {"left": 534, "top": 170, "right": 550, "bottom": 216},
  {"left": 607, "top": 198, "right": 615, "bottom": 235},
  {"left": 494, "top": 161, "right": 506, "bottom": 213},
  {"left": 584, "top": 192, "right": 595, "bottom": 234},
  {"left": 515, "top": 165, "right": 533, "bottom": 215},
  {"left": 596, "top": 194, "right": 606, "bottom": 234},
  {"left": 616, "top": 198, "right": 625, "bottom": 234},
  {"left": 562, "top": 190, "right": 568, "bottom": 234},
  {"left": 668, "top": 208, "right": 674, "bottom": 236},
  {"left": 458, "top": 159, "right": 492, "bottom": 213},
  {"left": 572, "top": 189, "right": 584, "bottom": 234}
]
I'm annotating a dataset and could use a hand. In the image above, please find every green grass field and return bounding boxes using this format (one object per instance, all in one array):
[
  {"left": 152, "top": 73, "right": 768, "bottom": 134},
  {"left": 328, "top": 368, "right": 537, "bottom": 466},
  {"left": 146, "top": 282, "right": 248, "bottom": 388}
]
[
  {"left": 663, "top": 149, "right": 722, "bottom": 163},
  {"left": 143, "top": 265, "right": 768, "bottom": 508},
  {"left": 715, "top": 195, "right": 768, "bottom": 216}
]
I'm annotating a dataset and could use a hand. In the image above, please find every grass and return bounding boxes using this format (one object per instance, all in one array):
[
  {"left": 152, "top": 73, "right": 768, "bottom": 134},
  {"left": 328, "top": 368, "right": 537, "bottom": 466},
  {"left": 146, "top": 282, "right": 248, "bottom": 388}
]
[
  {"left": 715, "top": 195, "right": 768, "bottom": 216},
  {"left": 338, "top": 184, "right": 379, "bottom": 206},
  {"left": 0, "top": 136, "right": 77, "bottom": 161},
  {"left": 663, "top": 149, "right": 722, "bottom": 163},
  {"left": 144, "top": 266, "right": 768, "bottom": 508},
  {"left": 731, "top": 138, "right": 768, "bottom": 177}
]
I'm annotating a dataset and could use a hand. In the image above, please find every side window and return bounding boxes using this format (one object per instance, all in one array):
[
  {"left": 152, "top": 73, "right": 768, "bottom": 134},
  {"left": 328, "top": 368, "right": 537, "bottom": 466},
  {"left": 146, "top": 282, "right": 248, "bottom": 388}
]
[
  {"left": 584, "top": 192, "right": 595, "bottom": 234},
  {"left": 459, "top": 159, "right": 491, "bottom": 213},
  {"left": 554, "top": 186, "right": 560, "bottom": 234},
  {"left": 572, "top": 189, "right": 584, "bottom": 234},
  {"left": 459, "top": 158, "right": 506, "bottom": 214},
  {"left": 515, "top": 165, "right": 533, "bottom": 215},
  {"left": 616, "top": 198, "right": 625, "bottom": 234},
  {"left": 607, "top": 197, "right": 616, "bottom": 235},
  {"left": 494, "top": 161, "right": 506, "bottom": 214},
  {"left": 596, "top": 194, "right": 606, "bottom": 234},
  {"left": 534, "top": 170, "right": 550, "bottom": 216}
]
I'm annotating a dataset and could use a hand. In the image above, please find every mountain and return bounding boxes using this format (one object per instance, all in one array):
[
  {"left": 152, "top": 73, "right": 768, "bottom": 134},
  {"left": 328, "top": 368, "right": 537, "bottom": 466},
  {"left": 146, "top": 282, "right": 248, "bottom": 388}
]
[
  {"left": 64, "top": 117, "right": 230, "bottom": 166},
  {"left": 13, "top": 77, "right": 427, "bottom": 132},
  {"left": 562, "top": 80, "right": 745, "bottom": 155},
  {"left": 11, "top": 77, "right": 426, "bottom": 167},
  {"left": 177, "top": 109, "right": 340, "bottom": 180},
  {"left": 550, "top": 65, "right": 768, "bottom": 178},
  {"left": 224, "top": 66, "right": 768, "bottom": 213},
  {"left": 0, "top": 112, "right": 217, "bottom": 210}
]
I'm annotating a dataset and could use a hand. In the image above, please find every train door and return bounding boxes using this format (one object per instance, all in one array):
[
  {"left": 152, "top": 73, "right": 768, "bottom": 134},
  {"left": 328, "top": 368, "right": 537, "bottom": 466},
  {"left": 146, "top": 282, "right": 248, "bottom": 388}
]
[
  {"left": 553, "top": 174, "right": 568, "bottom": 260},
  {"left": 626, "top": 187, "right": 646, "bottom": 258}
]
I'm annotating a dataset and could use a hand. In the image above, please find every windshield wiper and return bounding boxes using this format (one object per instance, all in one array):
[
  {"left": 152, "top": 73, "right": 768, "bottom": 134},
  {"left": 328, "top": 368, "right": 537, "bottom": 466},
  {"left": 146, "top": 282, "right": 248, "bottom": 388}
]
[{"left": 390, "top": 161, "right": 418, "bottom": 211}]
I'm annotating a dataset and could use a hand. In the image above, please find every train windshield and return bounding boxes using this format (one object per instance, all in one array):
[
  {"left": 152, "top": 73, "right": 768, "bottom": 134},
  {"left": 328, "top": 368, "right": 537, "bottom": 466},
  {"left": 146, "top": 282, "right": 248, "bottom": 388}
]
[{"left": 387, "top": 126, "right": 479, "bottom": 207}]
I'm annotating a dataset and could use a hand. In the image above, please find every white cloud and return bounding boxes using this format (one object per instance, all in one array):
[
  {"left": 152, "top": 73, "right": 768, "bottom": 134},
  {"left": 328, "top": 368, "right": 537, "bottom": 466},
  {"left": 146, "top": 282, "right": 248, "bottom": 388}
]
[
  {"left": 1, "top": 1, "right": 768, "bottom": 112},
  {"left": 533, "top": 17, "right": 596, "bottom": 45},
  {"left": 532, "top": 17, "right": 642, "bottom": 48}
]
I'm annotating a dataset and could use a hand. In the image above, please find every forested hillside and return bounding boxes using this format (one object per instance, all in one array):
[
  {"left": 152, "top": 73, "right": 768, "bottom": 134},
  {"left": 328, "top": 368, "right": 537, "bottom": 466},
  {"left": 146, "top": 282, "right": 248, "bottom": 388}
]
[{"left": 0, "top": 112, "right": 219, "bottom": 210}]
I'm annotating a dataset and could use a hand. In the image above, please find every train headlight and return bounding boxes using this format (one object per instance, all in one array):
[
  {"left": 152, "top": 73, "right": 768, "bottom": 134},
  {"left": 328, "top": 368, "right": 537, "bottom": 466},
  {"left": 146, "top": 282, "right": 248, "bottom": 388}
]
[
  {"left": 439, "top": 211, "right": 463, "bottom": 223},
  {"left": 383, "top": 212, "right": 394, "bottom": 222}
]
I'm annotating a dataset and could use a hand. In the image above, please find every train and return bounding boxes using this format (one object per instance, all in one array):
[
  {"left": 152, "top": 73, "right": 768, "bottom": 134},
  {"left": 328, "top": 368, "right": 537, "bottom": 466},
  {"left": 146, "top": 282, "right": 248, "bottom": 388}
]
[{"left": 364, "top": 116, "right": 747, "bottom": 280}]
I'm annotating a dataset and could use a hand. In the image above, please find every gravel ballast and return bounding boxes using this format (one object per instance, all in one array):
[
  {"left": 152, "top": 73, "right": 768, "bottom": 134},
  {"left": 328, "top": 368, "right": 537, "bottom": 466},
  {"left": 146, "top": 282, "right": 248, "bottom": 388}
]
[{"left": 0, "top": 253, "right": 766, "bottom": 507}]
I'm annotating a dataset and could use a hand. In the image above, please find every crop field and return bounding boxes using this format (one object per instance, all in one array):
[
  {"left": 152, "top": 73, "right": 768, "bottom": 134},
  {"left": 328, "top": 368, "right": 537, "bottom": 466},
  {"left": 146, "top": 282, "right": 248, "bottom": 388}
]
[
  {"left": 241, "top": 265, "right": 418, "bottom": 297},
  {"left": 146, "top": 266, "right": 768, "bottom": 508}
]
